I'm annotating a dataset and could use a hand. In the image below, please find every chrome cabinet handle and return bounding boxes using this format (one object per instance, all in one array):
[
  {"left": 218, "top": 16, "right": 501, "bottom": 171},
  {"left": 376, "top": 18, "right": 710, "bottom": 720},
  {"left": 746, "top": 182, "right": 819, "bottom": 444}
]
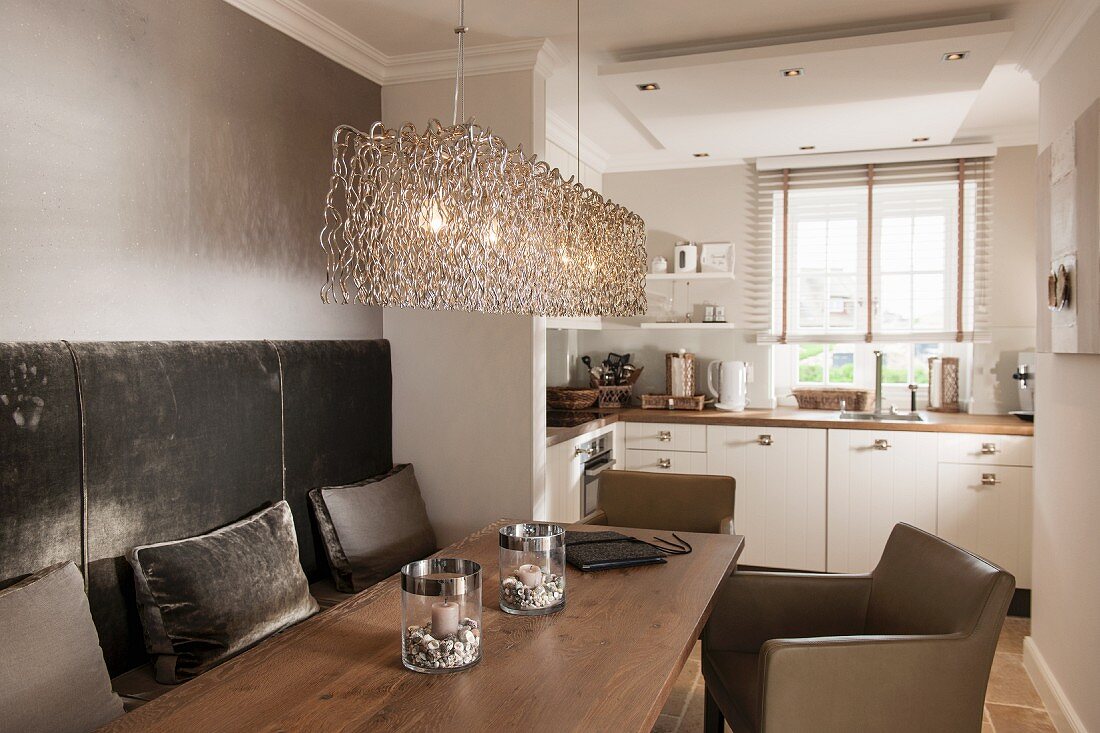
[
  {"left": 757, "top": 434, "right": 773, "bottom": 446},
  {"left": 657, "top": 430, "right": 672, "bottom": 442},
  {"left": 981, "top": 473, "right": 1001, "bottom": 486},
  {"left": 657, "top": 458, "right": 672, "bottom": 469},
  {"left": 573, "top": 446, "right": 593, "bottom": 459},
  {"left": 873, "top": 439, "right": 892, "bottom": 450},
  {"left": 980, "top": 442, "right": 1000, "bottom": 455}
]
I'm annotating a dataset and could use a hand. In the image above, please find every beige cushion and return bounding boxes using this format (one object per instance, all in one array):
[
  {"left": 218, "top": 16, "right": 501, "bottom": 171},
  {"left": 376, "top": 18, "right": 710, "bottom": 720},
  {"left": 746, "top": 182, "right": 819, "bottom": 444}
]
[
  {"left": 309, "top": 464, "right": 437, "bottom": 592},
  {"left": 0, "top": 562, "right": 125, "bottom": 733}
]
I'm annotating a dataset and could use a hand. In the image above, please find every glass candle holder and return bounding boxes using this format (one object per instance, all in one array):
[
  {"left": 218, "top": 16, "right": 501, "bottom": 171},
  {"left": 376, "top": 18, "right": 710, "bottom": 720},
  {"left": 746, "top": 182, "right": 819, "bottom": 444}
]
[
  {"left": 401, "top": 558, "right": 482, "bottom": 673},
  {"left": 498, "top": 523, "right": 566, "bottom": 616}
]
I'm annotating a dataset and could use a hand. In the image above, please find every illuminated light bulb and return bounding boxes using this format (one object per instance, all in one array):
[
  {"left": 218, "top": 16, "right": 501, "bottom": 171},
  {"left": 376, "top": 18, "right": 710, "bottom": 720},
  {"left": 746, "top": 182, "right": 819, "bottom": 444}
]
[
  {"left": 419, "top": 200, "right": 449, "bottom": 235},
  {"left": 486, "top": 220, "right": 501, "bottom": 246}
]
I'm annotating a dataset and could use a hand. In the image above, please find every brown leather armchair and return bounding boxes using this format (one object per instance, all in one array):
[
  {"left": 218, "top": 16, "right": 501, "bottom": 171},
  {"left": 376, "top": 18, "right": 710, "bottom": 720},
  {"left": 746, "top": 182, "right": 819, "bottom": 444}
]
[
  {"left": 702, "top": 523, "right": 1014, "bottom": 733},
  {"left": 582, "top": 469, "right": 735, "bottom": 534}
]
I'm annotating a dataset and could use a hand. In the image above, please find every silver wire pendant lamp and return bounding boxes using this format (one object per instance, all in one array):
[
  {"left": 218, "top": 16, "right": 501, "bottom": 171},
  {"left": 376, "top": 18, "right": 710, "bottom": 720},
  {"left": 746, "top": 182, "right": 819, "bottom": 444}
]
[{"left": 320, "top": 0, "right": 647, "bottom": 316}]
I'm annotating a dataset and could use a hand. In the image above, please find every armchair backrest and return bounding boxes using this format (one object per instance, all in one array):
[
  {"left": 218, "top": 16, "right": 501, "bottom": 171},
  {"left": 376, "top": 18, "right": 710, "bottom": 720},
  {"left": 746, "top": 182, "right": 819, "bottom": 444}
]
[
  {"left": 599, "top": 470, "right": 735, "bottom": 534},
  {"left": 866, "top": 523, "right": 1015, "bottom": 638}
]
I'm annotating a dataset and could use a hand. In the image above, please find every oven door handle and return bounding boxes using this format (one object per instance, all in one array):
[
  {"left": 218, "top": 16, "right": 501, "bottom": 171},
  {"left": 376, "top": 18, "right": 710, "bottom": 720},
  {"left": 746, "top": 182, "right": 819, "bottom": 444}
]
[{"left": 585, "top": 459, "right": 617, "bottom": 477}]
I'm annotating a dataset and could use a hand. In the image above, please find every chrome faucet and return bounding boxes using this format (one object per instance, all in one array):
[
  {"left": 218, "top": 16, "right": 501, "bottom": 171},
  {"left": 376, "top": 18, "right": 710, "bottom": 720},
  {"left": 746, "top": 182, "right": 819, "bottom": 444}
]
[{"left": 873, "top": 350, "right": 885, "bottom": 416}]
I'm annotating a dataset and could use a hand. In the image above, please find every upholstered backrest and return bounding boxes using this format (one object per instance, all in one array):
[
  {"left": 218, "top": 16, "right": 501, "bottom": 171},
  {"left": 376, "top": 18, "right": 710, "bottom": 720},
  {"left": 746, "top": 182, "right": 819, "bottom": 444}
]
[
  {"left": 599, "top": 470, "right": 735, "bottom": 534},
  {"left": 0, "top": 340, "right": 392, "bottom": 676},
  {"left": 866, "top": 523, "right": 1015, "bottom": 637},
  {"left": 0, "top": 343, "right": 83, "bottom": 585}
]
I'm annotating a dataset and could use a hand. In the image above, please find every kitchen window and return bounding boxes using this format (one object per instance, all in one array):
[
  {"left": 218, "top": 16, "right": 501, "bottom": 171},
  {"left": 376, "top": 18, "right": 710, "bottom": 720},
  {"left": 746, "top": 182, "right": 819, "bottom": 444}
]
[
  {"left": 751, "top": 157, "right": 991, "bottom": 344},
  {"left": 795, "top": 342, "right": 943, "bottom": 386}
]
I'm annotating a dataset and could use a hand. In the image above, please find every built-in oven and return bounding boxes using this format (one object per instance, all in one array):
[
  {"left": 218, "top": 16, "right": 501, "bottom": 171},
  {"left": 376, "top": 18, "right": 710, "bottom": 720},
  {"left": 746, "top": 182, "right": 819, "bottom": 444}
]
[{"left": 576, "top": 433, "right": 615, "bottom": 519}]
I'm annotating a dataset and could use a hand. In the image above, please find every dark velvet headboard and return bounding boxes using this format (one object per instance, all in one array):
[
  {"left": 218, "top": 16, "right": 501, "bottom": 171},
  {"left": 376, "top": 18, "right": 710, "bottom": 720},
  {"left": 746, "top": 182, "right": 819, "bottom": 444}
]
[{"left": 0, "top": 340, "right": 392, "bottom": 676}]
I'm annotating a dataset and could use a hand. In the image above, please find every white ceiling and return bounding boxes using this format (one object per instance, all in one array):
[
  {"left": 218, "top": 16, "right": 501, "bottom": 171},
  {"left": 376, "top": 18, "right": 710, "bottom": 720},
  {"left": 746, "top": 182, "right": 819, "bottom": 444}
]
[{"left": 283, "top": 0, "right": 1053, "bottom": 170}]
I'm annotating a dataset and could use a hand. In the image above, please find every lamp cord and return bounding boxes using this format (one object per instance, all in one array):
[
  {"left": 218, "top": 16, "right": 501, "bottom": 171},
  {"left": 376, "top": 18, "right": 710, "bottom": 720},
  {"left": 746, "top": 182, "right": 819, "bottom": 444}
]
[
  {"left": 453, "top": 0, "right": 466, "bottom": 125},
  {"left": 576, "top": 0, "right": 581, "bottom": 177}
]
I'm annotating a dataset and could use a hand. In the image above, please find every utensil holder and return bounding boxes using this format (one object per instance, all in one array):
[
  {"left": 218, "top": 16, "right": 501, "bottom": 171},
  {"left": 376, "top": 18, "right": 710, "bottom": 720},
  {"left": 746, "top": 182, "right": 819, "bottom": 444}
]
[
  {"left": 401, "top": 558, "right": 482, "bottom": 673},
  {"left": 499, "top": 523, "right": 566, "bottom": 616}
]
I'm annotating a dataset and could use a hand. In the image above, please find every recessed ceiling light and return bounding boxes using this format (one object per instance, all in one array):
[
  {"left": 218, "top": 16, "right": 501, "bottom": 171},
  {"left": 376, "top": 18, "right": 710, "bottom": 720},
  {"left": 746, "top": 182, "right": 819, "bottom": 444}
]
[
  {"left": 781, "top": 68, "right": 804, "bottom": 78},
  {"left": 636, "top": 82, "right": 660, "bottom": 91},
  {"left": 942, "top": 51, "right": 969, "bottom": 61},
  {"left": 693, "top": 152, "right": 710, "bottom": 158},
  {"left": 799, "top": 145, "right": 816, "bottom": 151},
  {"left": 912, "top": 136, "right": 930, "bottom": 143}
]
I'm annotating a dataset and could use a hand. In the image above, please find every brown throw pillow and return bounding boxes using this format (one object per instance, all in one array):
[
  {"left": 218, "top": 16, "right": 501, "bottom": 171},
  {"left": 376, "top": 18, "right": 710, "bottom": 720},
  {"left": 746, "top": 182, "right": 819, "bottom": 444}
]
[
  {"left": 0, "top": 562, "right": 125, "bottom": 733},
  {"left": 309, "top": 464, "right": 437, "bottom": 592},
  {"left": 127, "top": 501, "right": 319, "bottom": 683}
]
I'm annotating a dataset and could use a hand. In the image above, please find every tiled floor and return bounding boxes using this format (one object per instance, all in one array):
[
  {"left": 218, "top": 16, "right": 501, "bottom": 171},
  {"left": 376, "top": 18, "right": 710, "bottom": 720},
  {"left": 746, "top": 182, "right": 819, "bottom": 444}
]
[{"left": 654, "top": 617, "right": 1056, "bottom": 733}]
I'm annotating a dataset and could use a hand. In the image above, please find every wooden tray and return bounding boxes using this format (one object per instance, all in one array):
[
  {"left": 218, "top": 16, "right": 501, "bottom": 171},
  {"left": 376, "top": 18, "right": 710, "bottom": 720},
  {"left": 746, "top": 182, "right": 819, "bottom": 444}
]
[{"left": 640, "top": 394, "right": 706, "bottom": 411}]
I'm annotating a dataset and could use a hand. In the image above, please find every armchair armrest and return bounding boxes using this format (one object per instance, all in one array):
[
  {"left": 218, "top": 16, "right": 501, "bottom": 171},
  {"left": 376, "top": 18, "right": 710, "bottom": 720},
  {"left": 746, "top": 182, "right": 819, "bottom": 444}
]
[
  {"left": 704, "top": 572, "right": 871, "bottom": 653},
  {"left": 759, "top": 634, "right": 982, "bottom": 733},
  {"left": 579, "top": 509, "right": 608, "bottom": 525}
]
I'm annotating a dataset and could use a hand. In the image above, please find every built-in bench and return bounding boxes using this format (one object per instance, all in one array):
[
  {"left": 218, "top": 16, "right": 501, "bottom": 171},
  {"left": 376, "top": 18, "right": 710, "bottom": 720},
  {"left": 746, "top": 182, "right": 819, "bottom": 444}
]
[{"left": 0, "top": 340, "right": 391, "bottom": 708}]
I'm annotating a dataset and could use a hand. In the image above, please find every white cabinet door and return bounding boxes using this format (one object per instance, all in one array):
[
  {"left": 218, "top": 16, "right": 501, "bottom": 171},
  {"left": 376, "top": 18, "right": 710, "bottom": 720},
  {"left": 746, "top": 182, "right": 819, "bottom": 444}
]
[
  {"left": 826, "top": 430, "right": 939, "bottom": 574},
  {"left": 540, "top": 438, "right": 586, "bottom": 525},
  {"left": 937, "top": 464, "right": 1033, "bottom": 588},
  {"left": 624, "top": 448, "right": 707, "bottom": 474},
  {"left": 707, "top": 426, "right": 826, "bottom": 571}
]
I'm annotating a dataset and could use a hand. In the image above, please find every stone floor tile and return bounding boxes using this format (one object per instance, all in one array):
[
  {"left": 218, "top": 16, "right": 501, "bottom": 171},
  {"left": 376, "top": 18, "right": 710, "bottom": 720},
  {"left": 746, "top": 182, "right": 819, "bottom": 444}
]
[
  {"left": 986, "top": 704, "right": 1057, "bottom": 733},
  {"left": 987, "top": 653, "right": 1044, "bottom": 708},
  {"left": 651, "top": 713, "right": 680, "bottom": 733},
  {"left": 997, "top": 617, "right": 1030, "bottom": 655},
  {"left": 661, "top": 659, "right": 701, "bottom": 716}
]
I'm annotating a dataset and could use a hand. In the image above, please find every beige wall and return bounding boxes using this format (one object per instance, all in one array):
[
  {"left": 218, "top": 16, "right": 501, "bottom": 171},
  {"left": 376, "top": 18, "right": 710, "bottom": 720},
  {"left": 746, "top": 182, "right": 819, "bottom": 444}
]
[
  {"left": 1029, "top": 8, "right": 1100, "bottom": 732},
  {"left": 382, "top": 71, "right": 548, "bottom": 544},
  {"left": 591, "top": 165, "right": 774, "bottom": 406},
  {"left": 970, "top": 145, "right": 1039, "bottom": 414},
  {"left": 0, "top": 0, "right": 382, "bottom": 340}
]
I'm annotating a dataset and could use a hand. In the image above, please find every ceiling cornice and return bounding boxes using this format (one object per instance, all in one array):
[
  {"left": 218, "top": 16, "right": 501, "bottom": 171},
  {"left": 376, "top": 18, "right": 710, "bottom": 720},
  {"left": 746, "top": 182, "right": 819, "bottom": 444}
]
[
  {"left": 386, "top": 39, "right": 563, "bottom": 85},
  {"left": 223, "top": 0, "right": 388, "bottom": 83},
  {"left": 223, "top": 0, "right": 561, "bottom": 86},
  {"left": 1018, "top": 0, "right": 1100, "bottom": 81},
  {"left": 603, "top": 153, "right": 747, "bottom": 174},
  {"left": 545, "top": 111, "right": 611, "bottom": 174}
]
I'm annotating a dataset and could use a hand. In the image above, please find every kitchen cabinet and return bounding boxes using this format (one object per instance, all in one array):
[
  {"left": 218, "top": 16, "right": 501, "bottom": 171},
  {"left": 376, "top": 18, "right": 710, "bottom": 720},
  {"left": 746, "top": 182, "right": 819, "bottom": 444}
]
[
  {"left": 542, "top": 430, "right": 605, "bottom": 524},
  {"left": 826, "top": 429, "right": 939, "bottom": 573},
  {"left": 937, "top": 433, "right": 1033, "bottom": 468},
  {"left": 624, "top": 422, "right": 707, "bottom": 452},
  {"left": 707, "top": 426, "right": 827, "bottom": 571},
  {"left": 624, "top": 448, "right": 708, "bottom": 474},
  {"left": 937, "top": 464, "right": 1033, "bottom": 587}
]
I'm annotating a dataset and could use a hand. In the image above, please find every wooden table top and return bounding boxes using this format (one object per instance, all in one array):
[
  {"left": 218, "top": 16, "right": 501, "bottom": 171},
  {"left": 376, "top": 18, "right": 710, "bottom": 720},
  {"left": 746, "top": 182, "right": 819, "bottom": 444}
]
[{"left": 102, "top": 521, "right": 744, "bottom": 733}]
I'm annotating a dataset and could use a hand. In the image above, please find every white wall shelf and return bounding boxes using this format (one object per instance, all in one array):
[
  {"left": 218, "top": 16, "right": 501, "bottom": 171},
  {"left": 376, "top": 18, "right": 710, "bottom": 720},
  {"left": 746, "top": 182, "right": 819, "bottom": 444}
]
[
  {"left": 639, "top": 322, "right": 737, "bottom": 330},
  {"left": 545, "top": 318, "right": 738, "bottom": 331},
  {"left": 646, "top": 272, "right": 736, "bottom": 282}
]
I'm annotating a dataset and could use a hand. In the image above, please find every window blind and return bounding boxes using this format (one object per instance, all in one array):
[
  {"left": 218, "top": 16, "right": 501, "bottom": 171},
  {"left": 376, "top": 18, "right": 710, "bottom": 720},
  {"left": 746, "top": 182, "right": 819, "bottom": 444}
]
[{"left": 749, "top": 158, "right": 992, "bottom": 344}]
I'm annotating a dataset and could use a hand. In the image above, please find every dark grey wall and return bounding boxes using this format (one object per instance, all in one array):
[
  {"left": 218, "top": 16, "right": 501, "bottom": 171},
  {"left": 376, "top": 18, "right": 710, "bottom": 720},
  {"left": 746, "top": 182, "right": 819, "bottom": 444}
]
[{"left": 0, "top": 0, "right": 382, "bottom": 339}]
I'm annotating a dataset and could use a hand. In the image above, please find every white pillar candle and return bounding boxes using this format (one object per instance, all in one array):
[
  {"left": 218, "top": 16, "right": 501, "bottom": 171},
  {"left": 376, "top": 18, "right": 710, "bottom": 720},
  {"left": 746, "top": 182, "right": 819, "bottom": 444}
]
[
  {"left": 516, "top": 563, "right": 543, "bottom": 589},
  {"left": 431, "top": 600, "right": 460, "bottom": 638}
]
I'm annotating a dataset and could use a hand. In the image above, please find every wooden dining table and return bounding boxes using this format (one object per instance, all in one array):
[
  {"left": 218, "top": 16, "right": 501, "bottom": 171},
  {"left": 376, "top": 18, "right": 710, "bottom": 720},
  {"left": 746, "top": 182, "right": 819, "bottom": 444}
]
[{"left": 102, "top": 521, "right": 744, "bottom": 732}]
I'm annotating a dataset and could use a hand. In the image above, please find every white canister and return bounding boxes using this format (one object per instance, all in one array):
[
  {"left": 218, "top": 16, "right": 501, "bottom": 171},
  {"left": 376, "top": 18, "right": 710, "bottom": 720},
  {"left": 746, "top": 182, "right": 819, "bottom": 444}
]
[
  {"left": 674, "top": 243, "right": 698, "bottom": 273},
  {"left": 650, "top": 256, "right": 668, "bottom": 274}
]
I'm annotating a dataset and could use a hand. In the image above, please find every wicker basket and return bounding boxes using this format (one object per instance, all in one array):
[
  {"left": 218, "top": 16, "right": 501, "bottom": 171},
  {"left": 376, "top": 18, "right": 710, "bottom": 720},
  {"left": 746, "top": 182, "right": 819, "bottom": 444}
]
[
  {"left": 791, "top": 387, "right": 873, "bottom": 411},
  {"left": 588, "top": 366, "right": 643, "bottom": 408},
  {"left": 547, "top": 387, "right": 599, "bottom": 410},
  {"left": 640, "top": 394, "right": 706, "bottom": 411}
]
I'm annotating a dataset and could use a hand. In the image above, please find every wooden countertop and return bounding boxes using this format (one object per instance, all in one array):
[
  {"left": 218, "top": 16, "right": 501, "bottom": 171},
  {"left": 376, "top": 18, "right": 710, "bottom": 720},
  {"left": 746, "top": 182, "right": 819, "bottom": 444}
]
[{"left": 547, "top": 406, "right": 1033, "bottom": 446}]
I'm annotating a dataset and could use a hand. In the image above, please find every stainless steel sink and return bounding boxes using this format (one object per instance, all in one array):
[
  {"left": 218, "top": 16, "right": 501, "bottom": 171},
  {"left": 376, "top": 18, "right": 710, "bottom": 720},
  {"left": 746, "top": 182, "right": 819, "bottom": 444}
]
[{"left": 838, "top": 411, "right": 924, "bottom": 422}]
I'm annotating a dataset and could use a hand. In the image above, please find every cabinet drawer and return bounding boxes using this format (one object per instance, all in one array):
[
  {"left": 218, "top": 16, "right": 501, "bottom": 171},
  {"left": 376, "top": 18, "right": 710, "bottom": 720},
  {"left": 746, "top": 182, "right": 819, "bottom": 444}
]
[
  {"left": 624, "top": 448, "right": 707, "bottom": 474},
  {"left": 938, "top": 433, "right": 1032, "bottom": 467},
  {"left": 624, "top": 422, "right": 707, "bottom": 452}
]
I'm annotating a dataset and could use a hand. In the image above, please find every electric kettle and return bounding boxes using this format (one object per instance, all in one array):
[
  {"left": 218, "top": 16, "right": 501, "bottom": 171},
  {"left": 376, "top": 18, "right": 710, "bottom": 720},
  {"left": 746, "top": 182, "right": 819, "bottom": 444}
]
[{"left": 707, "top": 360, "right": 750, "bottom": 412}]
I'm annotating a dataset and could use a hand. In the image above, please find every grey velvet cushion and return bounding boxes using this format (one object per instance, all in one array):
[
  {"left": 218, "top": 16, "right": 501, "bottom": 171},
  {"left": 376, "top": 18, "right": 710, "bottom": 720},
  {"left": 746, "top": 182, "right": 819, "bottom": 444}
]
[
  {"left": 0, "top": 561, "right": 125, "bottom": 733},
  {"left": 127, "top": 501, "right": 319, "bottom": 684},
  {"left": 309, "top": 464, "right": 437, "bottom": 592}
]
